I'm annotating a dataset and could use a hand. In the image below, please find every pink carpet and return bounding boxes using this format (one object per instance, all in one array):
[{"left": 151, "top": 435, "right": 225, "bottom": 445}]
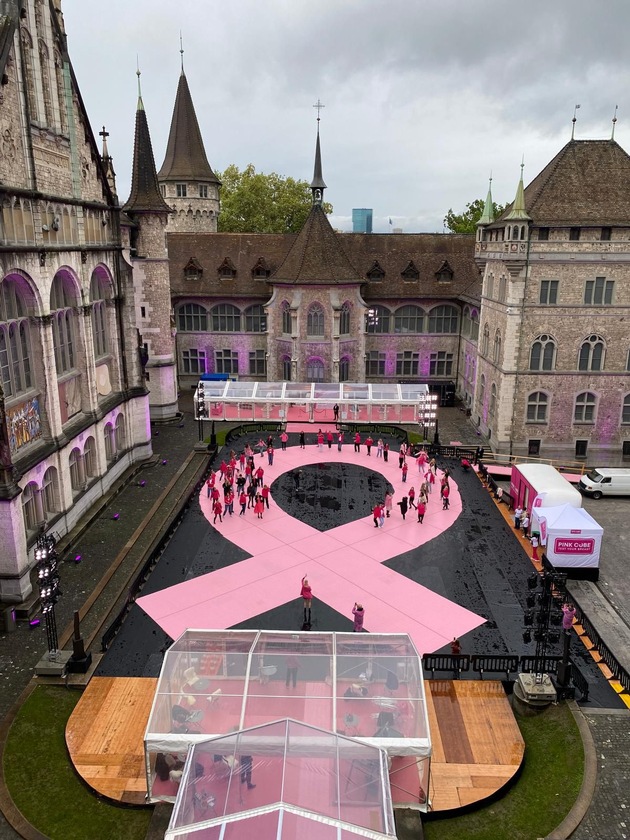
[{"left": 138, "top": 446, "right": 485, "bottom": 653}]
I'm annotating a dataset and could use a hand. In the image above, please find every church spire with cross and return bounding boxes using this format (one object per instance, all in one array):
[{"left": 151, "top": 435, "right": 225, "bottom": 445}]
[
  {"left": 310, "top": 99, "right": 327, "bottom": 204},
  {"left": 99, "top": 125, "right": 118, "bottom": 200}
]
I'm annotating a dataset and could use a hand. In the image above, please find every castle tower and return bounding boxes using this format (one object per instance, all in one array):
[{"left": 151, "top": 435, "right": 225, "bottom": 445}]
[
  {"left": 158, "top": 52, "right": 220, "bottom": 233},
  {"left": 124, "top": 73, "right": 178, "bottom": 420}
]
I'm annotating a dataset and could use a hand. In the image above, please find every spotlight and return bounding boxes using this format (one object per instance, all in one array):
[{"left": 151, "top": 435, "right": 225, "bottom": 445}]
[
  {"left": 550, "top": 612, "right": 562, "bottom": 626},
  {"left": 524, "top": 610, "right": 534, "bottom": 626},
  {"left": 549, "top": 629, "right": 561, "bottom": 644},
  {"left": 29, "top": 617, "right": 41, "bottom": 628},
  {"left": 522, "top": 629, "right": 531, "bottom": 644},
  {"left": 138, "top": 480, "right": 146, "bottom": 487},
  {"left": 112, "top": 513, "right": 120, "bottom": 520},
  {"left": 527, "top": 573, "right": 539, "bottom": 590},
  {"left": 162, "top": 459, "right": 168, "bottom": 465},
  {"left": 526, "top": 594, "right": 536, "bottom": 608},
  {"left": 534, "top": 629, "right": 545, "bottom": 643},
  {"left": 74, "top": 554, "right": 82, "bottom": 564}
]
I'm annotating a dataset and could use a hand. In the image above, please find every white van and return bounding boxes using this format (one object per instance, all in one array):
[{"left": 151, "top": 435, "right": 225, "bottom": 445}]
[{"left": 578, "top": 468, "right": 630, "bottom": 499}]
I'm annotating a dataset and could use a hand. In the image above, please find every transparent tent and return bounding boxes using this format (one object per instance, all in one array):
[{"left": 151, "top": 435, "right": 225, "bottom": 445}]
[
  {"left": 164, "top": 719, "right": 397, "bottom": 839},
  {"left": 146, "top": 631, "right": 431, "bottom": 808}
]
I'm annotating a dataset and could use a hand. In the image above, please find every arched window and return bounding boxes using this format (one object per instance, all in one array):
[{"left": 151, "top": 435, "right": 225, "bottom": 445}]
[
  {"left": 470, "top": 309, "right": 479, "bottom": 341},
  {"left": 574, "top": 392, "right": 597, "bottom": 423},
  {"left": 428, "top": 305, "right": 458, "bottom": 334},
  {"left": 340, "top": 304, "right": 351, "bottom": 335},
  {"left": 623, "top": 395, "right": 630, "bottom": 425},
  {"left": 481, "top": 323, "right": 490, "bottom": 356},
  {"left": 578, "top": 335, "right": 605, "bottom": 371},
  {"left": 53, "top": 50, "right": 67, "bottom": 134},
  {"left": 493, "top": 330, "right": 502, "bottom": 364},
  {"left": 21, "top": 481, "right": 39, "bottom": 534},
  {"left": 41, "top": 466, "right": 59, "bottom": 517},
  {"left": 0, "top": 276, "right": 33, "bottom": 399},
  {"left": 527, "top": 392, "right": 548, "bottom": 422},
  {"left": 530, "top": 334, "right": 556, "bottom": 371},
  {"left": 490, "top": 383, "right": 497, "bottom": 417},
  {"left": 38, "top": 39, "right": 54, "bottom": 127},
  {"left": 339, "top": 357, "right": 350, "bottom": 382},
  {"left": 244, "top": 304, "right": 266, "bottom": 332},
  {"left": 478, "top": 373, "right": 485, "bottom": 409},
  {"left": 462, "top": 306, "right": 472, "bottom": 338},
  {"left": 115, "top": 414, "right": 125, "bottom": 452},
  {"left": 281, "top": 302, "right": 292, "bottom": 335},
  {"left": 51, "top": 273, "right": 78, "bottom": 375},
  {"left": 177, "top": 302, "right": 208, "bottom": 332},
  {"left": 365, "top": 305, "right": 390, "bottom": 334},
  {"left": 394, "top": 305, "right": 424, "bottom": 334},
  {"left": 282, "top": 356, "right": 292, "bottom": 381},
  {"left": 90, "top": 270, "right": 112, "bottom": 358},
  {"left": 307, "top": 304, "right": 325, "bottom": 337},
  {"left": 20, "top": 27, "right": 38, "bottom": 121},
  {"left": 211, "top": 303, "right": 240, "bottom": 332},
  {"left": 306, "top": 357, "right": 324, "bottom": 382},
  {"left": 84, "top": 436, "right": 96, "bottom": 477},
  {"left": 104, "top": 422, "right": 115, "bottom": 462},
  {"left": 69, "top": 447, "right": 82, "bottom": 493},
  {"left": 498, "top": 275, "right": 507, "bottom": 302}
]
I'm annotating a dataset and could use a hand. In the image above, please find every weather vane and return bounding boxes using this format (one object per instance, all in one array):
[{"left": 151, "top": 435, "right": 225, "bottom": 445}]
[
  {"left": 612, "top": 104, "right": 618, "bottom": 140},
  {"left": 313, "top": 98, "right": 325, "bottom": 124},
  {"left": 571, "top": 104, "right": 581, "bottom": 140},
  {"left": 180, "top": 32, "right": 184, "bottom": 72}
]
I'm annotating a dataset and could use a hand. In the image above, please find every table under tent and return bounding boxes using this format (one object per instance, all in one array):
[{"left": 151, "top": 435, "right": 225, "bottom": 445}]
[{"left": 145, "top": 630, "right": 432, "bottom": 822}]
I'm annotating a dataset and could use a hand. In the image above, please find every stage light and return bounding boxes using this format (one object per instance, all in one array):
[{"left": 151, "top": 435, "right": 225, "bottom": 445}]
[
  {"left": 29, "top": 618, "right": 40, "bottom": 628},
  {"left": 74, "top": 555, "right": 82, "bottom": 564},
  {"left": 524, "top": 610, "right": 534, "bottom": 626},
  {"left": 526, "top": 594, "right": 536, "bottom": 608},
  {"left": 112, "top": 513, "right": 120, "bottom": 520},
  {"left": 527, "top": 573, "right": 539, "bottom": 590},
  {"left": 522, "top": 629, "right": 531, "bottom": 644}
]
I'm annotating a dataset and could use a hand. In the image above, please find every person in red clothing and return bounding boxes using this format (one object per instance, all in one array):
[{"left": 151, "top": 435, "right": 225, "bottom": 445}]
[
  {"left": 317, "top": 430, "right": 324, "bottom": 452},
  {"left": 261, "top": 484, "right": 270, "bottom": 509},
  {"left": 365, "top": 435, "right": 373, "bottom": 455},
  {"left": 401, "top": 462, "right": 408, "bottom": 483},
  {"left": 211, "top": 486, "right": 220, "bottom": 503},
  {"left": 206, "top": 477, "right": 213, "bottom": 498},
  {"left": 383, "top": 442, "right": 389, "bottom": 462},
  {"left": 354, "top": 432, "right": 361, "bottom": 453},
  {"left": 239, "top": 490, "right": 247, "bottom": 516},
  {"left": 212, "top": 499, "right": 223, "bottom": 524},
  {"left": 301, "top": 575, "right": 313, "bottom": 623},
  {"left": 254, "top": 494, "right": 264, "bottom": 519},
  {"left": 373, "top": 503, "right": 383, "bottom": 528},
  {"left": 417, "top": 499, "right": 426, "bottom": 523},
  {"left": 441, "top": 483, "right": 450, "bottom": 510},
  {"left": 219, "top": 460, "right": 227, "bottom": 479},
  {"left": 224, "top": 489, "right": 234, "bottom": 516},
  {"left": 408, "top": 486, "right": 416, "bottom": 509},
  {"left": 245, "top": 463, "right": 252, "bottom": 485},
  {"left": 326, "top": 430, "right": 333, "bottom": 449},
  {"left": 255, "top": 465, "right": 264, "bottom": 488}
]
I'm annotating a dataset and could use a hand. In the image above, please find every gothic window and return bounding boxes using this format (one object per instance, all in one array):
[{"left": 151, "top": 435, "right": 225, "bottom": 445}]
[
  {"left": 90, "top": 271, "right": 111, "bottom": 359},
  {"left": 211, "top": 304, "right": 240, "bottom": 332},
  {"left": 490, "top": 383, "right": 497, "bottom": 417},
  {"left": 69, "top": 447, "right": 82, "bottom": 492},
  {"left": 20, "top": 27, "right": 38, "bottom": 121},
  {"left": 574, "top": 392, "right": 597, "bottom": 423},
  {"left": 486, "top": 273, "right": 495, "bottom": 299},
  {"left": 340, "top": 304, "right": 351, "bottom": 335},
  {"left": 428, "top": 305, "right": 458, "bottom": 334},
  {"left": 115, "top": 414, "right": 126, "bottom": 451},
  {"left": 527, "top": 392, "right": 548, "bottom": 423},
  {"left": 470, "top": 309, "right": 479, "bottom": 341},
  {"left": 217, "top": 258, "right": 236, "bottom": 278},
  {"left": 394, "top": 305, "right": 424, "bottom": 334},
  {"left": 435, "top": 261, "right": 454, "bottom": 283},
  {"left": 84, "top": 436, "right": 96, "bottom": 477},
  {"left": 366, "top": 261, "right": 385, "bottom": 282},
  {"left": 498, "top": 275, "right": 507, "bottom": 303},
  {"left": 493, "top": 330, "right": 502, "bottom": 364},
  {"left": 245, "top": 304, "right": 266, "bottom": 333},
  {"left": 365, "top": 305, "right": 390, "bottom": 334},
  {"left": 183, "top": 258, "right": 203, "bottom": 281},
  {"left": 0, "top": 278, "right": 33, "bottom": 399},
  {"left": 177, "top": 303, "right": 208, "bottom": 332},
  {"left": 307, "top": 304, "right": 325, "bottom": 337},
  {"left": 53, "top": 50, "right": 67, "bottom": 134},
  {"left": 38, "top": 40, "right": 54, "bottom": 127},
  {"left": 478, "top": 374, "right": 485, "bottom": 410},
  {"left": 21, "top": 481, "right": 39, "bottom": 534},
  {"left": 578, "top": 335, "right": 605, "bottom": 371},
  {"left": 365, "top": 351, "right": 385, "bottom": 378},
  {"left": 249, "top": 350, "right": 266, "bottom": 376},
  {"left": 401, "top": 261, "right": 419, "bottom": 281},
  {"left": 41, "top": 466, "right": 59, "bottom": 516},
  {"left": 481, "top": 324, "right": 490, "bottom": 356},
  {"left": 339, "top": 357, "right": 350, "bottom": 382},
  {"left": 430, "top": 352, "right": 453, "bottom": 377},
  {"left": 462, "top": 306, "right": 472, "bottom": 338},
  {"left": 622, "top": 395, "right": 630, "bottom": 425},
  {"left": 281, "top": 302, "right": 292, "bottom": 335},
  {"left": 104, "top": 422, "right": 115, "bottom": 462},
  {"left": 282, "top": 356, "right": 292, "bottom": 381},
  {"left": 529, "top": 335, "right": 556, "bottom": 371},
  {"left": 584, "top": 277, "right": 614, "bottom": 305},
  {"left": 182, "top": 349, "right": 206, "bottom": 375},
  {"left": 215, "top": 349, "right": 238, "bottom": 375},
  {"left": 50, "top": 274, "right": 78, "bottom": 375},
  {"left": 306, "top": 357, "right": 324, "bottom": 382},
  {"left": 396, "top": 351, "right": 419, "bottom": 377}
]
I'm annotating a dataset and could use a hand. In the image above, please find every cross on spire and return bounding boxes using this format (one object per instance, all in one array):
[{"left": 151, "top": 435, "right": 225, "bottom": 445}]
[
  {"left": 180, "top": 32, "right": 184, "bottom": 72},
  {"left": 99, "top": 126, "right": 109, "bottom": 142},
  {"left": 313, "top": 98, "right": 325, "bottom": 124}
]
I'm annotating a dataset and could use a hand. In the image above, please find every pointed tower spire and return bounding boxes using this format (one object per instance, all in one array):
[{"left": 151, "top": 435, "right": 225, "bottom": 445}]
[
  {"left": 124, "top": 69, "right": 170, "bottom": 214},
  {"left": 310, "top": 100, "right": 327, "bottom": 205},
  {"left": 505, "top": 160, "right": 531, "bottom": 221},
  {"left": 99, "top": 125, "right": 118, "bottom": 200},
  {"left": 478, "top": 175, "right": 495, "bottom": 225}
]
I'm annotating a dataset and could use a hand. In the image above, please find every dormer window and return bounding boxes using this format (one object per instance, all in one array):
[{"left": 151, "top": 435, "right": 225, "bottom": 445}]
[
  {"left": 251, "top": 257, "right": 270, "bottom": 280},
  {"left": 183, "top": 258, "right": 203, "bottom": 281},
  {"left": 366, "top": 261, "right": 385, "bottom": 282},
  {"left": 218, "top": 257, "right": 236, "bottom": 279},
  {"left": 401, "top": 261, "right": 419, "bottom": 282},
  {"left": 435, "top": 260, "right": 453, "bottom": 283}
]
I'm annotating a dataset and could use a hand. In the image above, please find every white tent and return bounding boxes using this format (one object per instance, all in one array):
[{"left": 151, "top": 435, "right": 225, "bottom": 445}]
[{"left": 531, "top": 504, "right": 603, "bottom": 569}]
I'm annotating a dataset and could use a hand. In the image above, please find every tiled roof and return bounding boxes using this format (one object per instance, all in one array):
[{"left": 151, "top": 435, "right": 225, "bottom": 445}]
[
  {"left": 157, "top": 72, "right": 219, "bottom": 184},
  {"left": 493, "top": 140, "right": 630, "bottom": 227},
  {"left": 124, "top": 103, "right": 170, "bottom": 215}
]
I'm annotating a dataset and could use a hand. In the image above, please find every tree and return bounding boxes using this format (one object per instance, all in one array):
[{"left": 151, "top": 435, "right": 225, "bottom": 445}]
[
  {"left": 444, "top": 198, "right": 506, "bottom": 234},
  {"left": 217, "top": 164, "right": 333, "bottom": 234}
]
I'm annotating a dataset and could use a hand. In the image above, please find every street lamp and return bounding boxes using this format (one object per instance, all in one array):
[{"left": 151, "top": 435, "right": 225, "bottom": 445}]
[{"left": 35, "top": 534, "right": 61, "bottom": 659}]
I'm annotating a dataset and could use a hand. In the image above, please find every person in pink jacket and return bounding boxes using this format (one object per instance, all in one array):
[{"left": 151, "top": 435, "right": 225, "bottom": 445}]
[
  {"left": 301, "top": 576, "right": 312, "bottom": 623},
  {"left": 352, "top": 603, "right": 365, "bottom": 632}
]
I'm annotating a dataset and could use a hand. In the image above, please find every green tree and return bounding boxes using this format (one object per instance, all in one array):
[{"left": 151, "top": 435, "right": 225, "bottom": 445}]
[
  {"left": 444, "top": 198, "right": 505, "bottom": 234},
  {"left": 217, "top": 164, "right": 333, "bottom": 233}
]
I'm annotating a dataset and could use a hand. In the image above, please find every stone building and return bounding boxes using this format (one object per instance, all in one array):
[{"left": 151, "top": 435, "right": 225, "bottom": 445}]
[{"left": 0, "top": 0, "right": 150, "bottom": 603}]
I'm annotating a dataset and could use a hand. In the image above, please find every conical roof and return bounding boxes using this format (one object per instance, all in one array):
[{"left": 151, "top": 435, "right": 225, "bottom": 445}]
[
  {"left": 271, "top": 203, "right": 361, "bottom": 285},
  {"left": 477, "top": 178, "right": 495, "bottom": 225},
  {"left": 158, "top": 71, "right": 219, "bottom": 183},
  {"left": 124, "top": 89, "right": 170, "bottom": 215},
  {"left": 504, "top": 164, "right": 530, "bottom": 221},
  {"left": 310, "top": 129, "right": 327, "bottom": 192}
]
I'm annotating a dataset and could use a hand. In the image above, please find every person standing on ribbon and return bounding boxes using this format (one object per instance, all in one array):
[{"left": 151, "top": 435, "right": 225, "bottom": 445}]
[
  {"left": 352, "top": 603, "right": 365, "bottom": 632},
  {"left": 301, "top": 576, "right": 313, "bottom": 624}
]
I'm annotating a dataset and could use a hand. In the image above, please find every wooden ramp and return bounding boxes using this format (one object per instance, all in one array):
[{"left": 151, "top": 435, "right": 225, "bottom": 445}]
[
  {"left": 426, "top": 680, "right": 524, "bottom": 811},
  {"left": 66, "top": 676, "right": 156, "bottom": 805},
  {"left": 66, "top": 677, "right": 523, "bottom": 812}
]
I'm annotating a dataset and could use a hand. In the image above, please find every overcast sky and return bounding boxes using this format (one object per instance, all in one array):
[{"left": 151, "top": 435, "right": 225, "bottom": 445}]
[{"left": 64, "top": 0, "right": 630, "bottom": 233}]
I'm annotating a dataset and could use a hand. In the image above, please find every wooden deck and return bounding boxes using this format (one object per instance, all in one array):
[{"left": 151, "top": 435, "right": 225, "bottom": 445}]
[{"left": 66, "top": 676, "right": 523, "bottom": 812}]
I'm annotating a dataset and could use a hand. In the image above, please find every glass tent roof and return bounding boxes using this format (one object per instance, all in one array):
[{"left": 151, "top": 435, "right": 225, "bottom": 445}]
[{"left": 196, "top": 381, "right": 431, "bottom": 404}]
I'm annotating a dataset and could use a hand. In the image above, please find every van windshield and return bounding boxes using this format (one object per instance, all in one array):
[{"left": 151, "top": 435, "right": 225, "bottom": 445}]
[{"left": 585, "top": 470, "right": 603, "bottom": 483}]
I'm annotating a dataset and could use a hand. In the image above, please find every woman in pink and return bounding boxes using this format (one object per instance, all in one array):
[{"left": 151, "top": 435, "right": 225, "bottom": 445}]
[
  {"left": 254, "top": 494, "right": 264, "bottom": 519},
  {"left": 408, "top": 486, "right": 416, "bottom": 509},
  {"left": 401, "top": 462, "right": 408, "bottom": 483},
  {"left": 417, "top": 499, "right": 426, "bottom": 523},
  {"left": 301, "top": 576, "right": 312, "bottom": 623},
  {"left": 212, "top": 499, "right": 223, "bottom": 524},
  {"left": 352, "top": 603, "right": 365, "bottom": 632},
  {"left": 280, "top": 431, "right": 289, "bottom": 451},
  {"left": 384, "top": 491, "right": 393, "bottom": 518},
  {"left": 317, "top": 431, "right": 324, "bottom": 452},
  {"left": 354, "top": 432, "right": 361, "bottom": 453}
]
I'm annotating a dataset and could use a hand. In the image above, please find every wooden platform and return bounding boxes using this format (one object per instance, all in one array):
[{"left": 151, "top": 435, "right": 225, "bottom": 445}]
[
  {"left": 65, "top": 676, "right": 157, "bottom": 805},
  {"left": 426, "top": 680, "right": 524, "bottom": 811},
  {"left": 66, "top": 677, "right": 523, "bottom": 812}
]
